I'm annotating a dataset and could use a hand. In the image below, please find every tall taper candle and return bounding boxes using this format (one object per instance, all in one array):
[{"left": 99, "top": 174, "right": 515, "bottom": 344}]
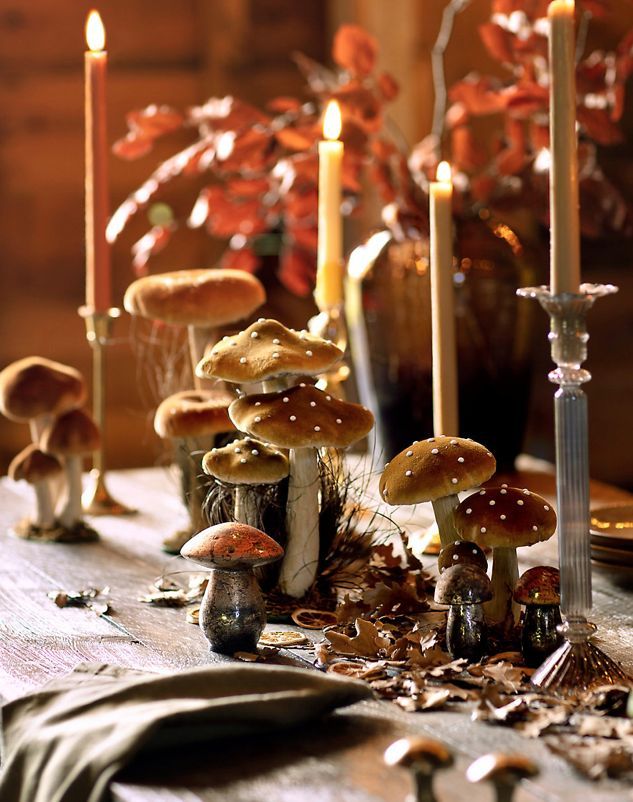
[
  {"left": 548, "top": 0, "right": 581, "bottom": 294},
  {"left": 429, "top": 161, "right": 458, "bottom": 437},
  {"left": 315, "top": 100, "right": 343, "bottom": 310},
  {"left": 85, "top": 10, "right": 112, "bottom": 312}
]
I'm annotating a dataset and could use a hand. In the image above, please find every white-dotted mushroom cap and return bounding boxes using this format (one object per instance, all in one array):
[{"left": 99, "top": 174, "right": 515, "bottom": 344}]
[
  {"left": 202, "top": 437, "right": 289, "bottom": 485},
  {"left": 379, "top": 436, "right": 496, "bottom": 506}
]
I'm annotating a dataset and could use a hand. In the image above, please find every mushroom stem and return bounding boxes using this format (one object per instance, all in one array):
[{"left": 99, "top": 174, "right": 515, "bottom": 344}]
[
  {"left": 199, "top": 567, "right": 266, "bottom": 654},
  {"left": 411, "top": 769, "right": 436, "bottom": 802},
  {"left": 33, "top": 481, "right": 56, "bottom": 529},
  {"left": 235, "top": 486, "right": 259, "bottom": 527},
  {"left": 490, "top": 779, "right": 519, "bottom": 802},
  {"left": 262, "top": 377, "right": 293, "bottom": 393},
  {"left": 446, "top": 603, "right": 488, "bottom": 662},
  {"left": 279, "top": 446, "right": 320, "bottom": 597},
  {"left": 188, "top": 325, "right": 217, "bottom": 390},
  {"left": 58, "top": 455, "right": 83, "bottom": 529},
  {"left": 486, "top": 547, "right": 519, "bottom": 628},
  {"left": 431, "top": 494, "right": 459, "bottom": 547}
]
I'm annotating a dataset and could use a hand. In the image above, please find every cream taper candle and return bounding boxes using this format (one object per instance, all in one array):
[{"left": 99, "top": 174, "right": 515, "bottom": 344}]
[
  {"left": 429, "top": 161, "right": 458, "bottom": 437},
  {"left": 548, "top": 0, "right": 581, "bottom": 294},
  {"left": 315, "top": 100, "right": 343, "bottom": 310}
]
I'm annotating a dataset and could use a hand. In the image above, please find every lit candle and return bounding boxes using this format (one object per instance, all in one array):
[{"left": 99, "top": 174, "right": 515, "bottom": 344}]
[
  {"left": 85, "top": 10, "right": 112, "bottom": 312},
  {"left": 315, "top": 100, "right": 343, "bottom": 310},
  {"left": 548, "top": 0, "right": 580, "bottom": 294},
  {"left": 429, "top": 161, "right": 458, "bottom": 437}
]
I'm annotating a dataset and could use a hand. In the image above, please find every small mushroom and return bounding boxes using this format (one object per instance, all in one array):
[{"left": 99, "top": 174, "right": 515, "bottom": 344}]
[
  {"left": 514, "top": 566, "right": 563, "bottom": 667},
  {"left": 454, "top": 486, "right": 557, "bottom": 631},
  {"left": 379, "top": 436, "right": 496, "bottom": 548},
  {"left": 202, "top": 437, "right": 289, "bottom": 528},
  {"left": 8, "top": 445, "right": 63, "bottom": 531},
  {"left": 180, "top": 522, "right": 284, "bottom": 654},
  {"left": 466, "top": 753, "right": 539, "bottom": 802},
  {"left": 384, "top": 736, "right": 453, "bottom": 802},
  {"left": 434, "top": 564, "right": 492, "bottom": 661},
  {"left": 437, "top": 540, "right": 487, "bottom": 574}
]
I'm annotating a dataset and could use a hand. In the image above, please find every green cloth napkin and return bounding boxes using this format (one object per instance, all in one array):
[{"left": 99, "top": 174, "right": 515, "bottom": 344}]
[{"left": 0, "top": 662, "right": 372, "bottom": 802}]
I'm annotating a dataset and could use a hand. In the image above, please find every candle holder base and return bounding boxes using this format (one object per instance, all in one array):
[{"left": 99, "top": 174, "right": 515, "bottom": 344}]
[{"left": 82, "top": 469, "right": 136, "bottom": 516}]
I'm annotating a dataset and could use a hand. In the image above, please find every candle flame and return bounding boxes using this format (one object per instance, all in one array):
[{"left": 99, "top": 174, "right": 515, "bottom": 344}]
[
  {"left": 436, "top": 161, "right": 452, "bottom": 183},
  {"left": 86, "top": 10, "right": 105, "bottom": 52},
  {"left": 548, "top": 0, "right": 575, "bottom": 15},
  {"left": 323, "top": 101, "right": 342, "bottom": 141}
]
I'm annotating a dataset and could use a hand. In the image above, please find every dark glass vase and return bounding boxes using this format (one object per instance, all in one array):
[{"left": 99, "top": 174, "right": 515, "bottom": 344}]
[{"left": 347, "top": 211, "right": 539, "bottom": 470}]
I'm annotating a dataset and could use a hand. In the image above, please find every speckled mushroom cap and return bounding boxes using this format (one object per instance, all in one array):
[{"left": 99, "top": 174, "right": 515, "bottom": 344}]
[
  {"left": 196, "top": 318, "right": 344, "bottom": 384},
  {"left": 202, "top": 437, "right": 289, "bottom": 485},
  {"left": 123, "top": 269, "right": 265, "bottom": 327},
  {"left": 154, "top": 389, "right": 235, "bottom": 439},
  {"left": 454, "top": 485, "right": 557, "bottom": 549},
  {"left": 0, "top": 357, "right": 86, "bottom": 423},
  {"left": 40, "top": 408, "right": 100, "bottom": 456},
  {"left": 181, "top": 522, "right": 284, "bottom": 569},
  {"left": 438, "top": 540, "right": 488, "bottom": 574},
  {"left": 384, "top": 737, "right": 453, "bottom": 770},
  {"left": 434, "top": 564, "right": 493, "bottom": 605},
  {"left": 379, "top": 436, "right": 496, "bottom": 506},
  {"left": 228, "top": 383, "right": 374, "bottom": 449},
  {"left": 466, "top": 753, "right": 539, "bottom": 785},
  {"left": 8, "top": 444, "right": 63, "bottom": 483},
  {"left": 513, "top": 565, "right": 560, "bottom": 606}
]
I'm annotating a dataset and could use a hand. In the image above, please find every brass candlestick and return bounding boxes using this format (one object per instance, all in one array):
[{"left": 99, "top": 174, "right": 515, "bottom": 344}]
[{"left": 79, "top": 305, "right": 135, "bottom": 515}]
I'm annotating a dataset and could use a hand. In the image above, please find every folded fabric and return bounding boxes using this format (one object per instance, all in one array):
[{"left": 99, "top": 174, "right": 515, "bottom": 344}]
[{"left": 0, "top": 662, "right": 372, "bottom": 802}]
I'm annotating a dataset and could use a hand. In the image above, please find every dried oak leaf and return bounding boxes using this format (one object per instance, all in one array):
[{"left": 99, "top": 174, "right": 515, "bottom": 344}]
[
  {"left": 332, "top": 24, "right": 378, "bottom": 77},
  {"left": 516, "top": 705, "right": 570, "bottom": 738},
  {"left": 325, "top": 618, "right": 391, "bottom": 658},
  {"left": 477, "top": 661, "right": 528, "bottom": 693},
  {"left": 547, "top": 736, "right": 633, "bottom": 781},
  {"left": 472, "top": 685, "right": 529, "bottom": 724}
]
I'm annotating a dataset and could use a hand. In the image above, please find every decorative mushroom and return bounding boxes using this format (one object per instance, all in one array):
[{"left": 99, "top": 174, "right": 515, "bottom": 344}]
[
  {"left": 40, "top": 408, "right": 100, "bottom": 534},
  {"left": 434, "top": 563, "right": 492, "bottom": 661},
  {"left": 384, "top": 736, "right": 453, "bottom": 802},
  {"left": 513, "top": 565, "right": 563, "bottom": 667},
  {"left": 229, "top": 383, "right": 374, "bottom": 598},
  {"left": 202, "top": 437, "right": 289, "bottom": 528},
  {"left": 154, "top": 388, "right": 236, "bottom": 552},
  {"left": 466, "top": 753, "right": 539, "bottom": 802},
  {"left": 437, "top": 540, "right": 488, "bottom": 574},
  {"left": 123, "top": 268, "right": 265, "bottom": 386},
  {"left": 8, "top": 445, "right": 63, "bottom": 536},
  {"left": 180, "top": 522, "right": 284, "bottom": 654},
  {"left": 454, "top": 485, "right": 557, "bottom": 632},
  {"left": 379, "top": 436, "right": 497, "bottom": 548}
]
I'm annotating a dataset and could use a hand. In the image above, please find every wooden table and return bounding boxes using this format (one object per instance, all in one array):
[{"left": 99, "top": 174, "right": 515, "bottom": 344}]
[{"left": 1, "top": 460, "right": 632, "bottom": 802}]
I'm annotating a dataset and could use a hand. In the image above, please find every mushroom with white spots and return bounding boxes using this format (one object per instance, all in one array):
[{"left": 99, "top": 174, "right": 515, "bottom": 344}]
[
  {"left": 454, "top": 486, "right": 557, "bottom": 632},
  {"left": 379, "top": 436, "right": 496, "bottom": 548}
]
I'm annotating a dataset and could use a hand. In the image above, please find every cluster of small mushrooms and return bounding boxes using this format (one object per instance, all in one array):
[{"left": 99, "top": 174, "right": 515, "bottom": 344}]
[
  {"left": 0, "top": 357, "right": 100, "bottom": 540},
  {"left": 380, "top": 436, "right": 561, "bottom": 665}
]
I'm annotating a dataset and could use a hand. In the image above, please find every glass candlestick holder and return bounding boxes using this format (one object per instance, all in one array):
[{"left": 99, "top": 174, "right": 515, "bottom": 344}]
[
  {"left": 308, "top": 304, "right": 350, "bottom": 398},
  {"left": 517, "top": 283, "right": 630, "bottom": 694},
  {"left": 79, "top": 305, "right": 135, "bottom": 516}
]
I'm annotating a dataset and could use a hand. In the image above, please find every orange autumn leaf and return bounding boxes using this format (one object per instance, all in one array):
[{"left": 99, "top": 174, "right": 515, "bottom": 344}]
[
  {"left": 332, "top": 24, "right": 378, "bottom": 77},
  {"left": 325, "top": 618, "right": 391, "bottom": 658}
]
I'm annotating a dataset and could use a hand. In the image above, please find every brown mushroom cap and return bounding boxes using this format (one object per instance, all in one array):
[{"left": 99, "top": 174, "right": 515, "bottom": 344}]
[
  {"left": 466, "top": 753, "right": 539, "bottom": 785},
  {"left": 0, "top": 357, "right": 86, "bottom": 423},
  {"left": 181, "top": 522, "right": 284, "bottom": 569},
  {"left": 438, "top": 540, "right": 488, "bottom": 574},
  {"left": 123, "top": 269, "right": 265, "bottom": 327},
  {"left": 229, "top": 383, "right": 374, "bottom": 449},
  {"left": 513, "top": 565, "right": 560, "bottom": 606},
  {"left": 379, "top": 436, "right": 496, "bottom": 506},
  {"left": 154, "top": 389, "right": 235, "bottom": 439},
  {"left": 202, "top": 437, "right": 289, "bottom": 485},
  {"left": 8, "top": 444, "right": 63, "bottom": 483},
  {"left": 196, "top": 318, "right": 344, "bottom": 384},
  {"left": 40, "top": 408, "right": 100, "bottom": 456},
  {"left": 434, "top": 564, "right": 493, "bottom": 605},
  {"left": 454, "top": 486, "right": 557, "bottom": 549},
  {"left": 384, "top": 736, "right": 453, "bottom": 770}
]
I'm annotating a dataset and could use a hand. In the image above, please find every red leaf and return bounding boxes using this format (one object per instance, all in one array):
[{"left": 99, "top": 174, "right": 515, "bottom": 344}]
[
  {"left": 370, "top": 163, "right": 396, "bottom": 204},
  {"left": 112, "top": 133, "right": 154, "bottom": 161},
  {"left": 131, "top": 225, "right": 172, "bottom": 275},
  {"left": 445, "top": 102, "right": 470, "bottom": 129},
  {"left": 496, "top": 145, "right": 527, "bottom": 176},
  {"left": 529, "top": 121, "right": 549, "bottom": 151},
  {"left": 286, "top": 224, "right": 318, "bottom": 251},
  {"left": 505, "top": 83, "right": 549, "bottom": 117},
  {"left": 449, "top": 75, "right": 506, "bottom": 116},
  {"left": 578, "top": 0, "right": 610, "bottom": 18},
  {"left": 284, "top": 189, "right": 318, "bottom": 224},
  {"left": 220, "top": 246, "right": 260, "bottom": 274},
  {"left": 126, "top": 104, "right": 184, "bottom": 137},
  {"left": 275, "top": 125, "right": 319, "bottom": 152},
  {"left": 207, "top": 195, "right": 268, "bottom": 238},
  {"left": 278, "top": 246, "right": 315, "bottom": 296},
  {"left": 370, "top": 137, "right": 398, "bottom": 161},
  {"left": 492, "top": 0, "right": 549, "bottom": 16},
  {"left": 216, "top": 129, "right": 276, "bottom": 172},
  {"left": 470, "top": 174, "right": 497, "bottom": 202},
  {"left": 267, "top": 96, "right": 303, "bottom": 114},
  {"left": 577, "top": 106, "right": 624, "bottom": 145},
  {"left": 225, "top": 177, "right": 272, "bottom": 198},
  {"left": 479, "top": 23, "right": 514, "bottom": 64},
  {"left": 333, "top": 84, "right": 382, "bottom": 132},
  {"left": 451, "top": 126, "right": 487, "bottom": 172},
  {"left": 332, "top": 24, "right": 378, "bottom": 77},
  {"left": 190, "top": 97, "right": 270, "bottom": 131},
  {"left": 377, "top": 71, "right": 399, "bottom": 101}
]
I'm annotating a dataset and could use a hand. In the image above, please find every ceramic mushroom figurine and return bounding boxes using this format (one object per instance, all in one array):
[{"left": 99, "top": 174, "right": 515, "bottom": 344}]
[
  {"left": 202, "top": 437, "right": 289, "bottom": 528},
  {"left": 154, "top": 388, "right": 236, "bottom": 552},
  {"left": 467, "top": 753, "right": 538, "bottom": 802},
  {"left": 437, "top": 540, "right": 488, "bottom": 574},
  {"left": 180, "top": 522, "right": 283, "bottom": 654},
  {"left": 8, "top": 445, "right": 64, "bottom": 538},
  {"left": 379, "top": 436, "right": 496, "bottom": 548},
  {"left": 434, "top": 564, "right": 492, "bottom": 661},
  {"left": 454, "top": 485, "right": 557, "bottom": 632},
  {"left": 229, "top": 383, "right": 374, "bottom": 598},
  {"left": 513, "top": 566, "right": 563, "bottom": 667},
  {"left": 384, "top": 736, "right": 453, "bottom": 802}
]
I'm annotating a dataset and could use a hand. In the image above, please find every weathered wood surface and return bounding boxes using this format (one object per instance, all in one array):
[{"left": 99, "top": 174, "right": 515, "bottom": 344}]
[{"left": 1, "top": 461, "right": 632, "bottom": 802}]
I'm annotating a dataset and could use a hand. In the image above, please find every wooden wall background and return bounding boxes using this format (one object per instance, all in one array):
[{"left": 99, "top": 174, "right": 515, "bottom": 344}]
[{"left": 1, "top": 1, "right": 632, "bottom": 487}]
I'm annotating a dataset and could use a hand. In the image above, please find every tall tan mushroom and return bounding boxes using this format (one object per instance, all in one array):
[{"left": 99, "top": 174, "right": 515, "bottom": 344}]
[
  {"left": 8, "top": 445, "right": 63, "bottom": 533},
  {"left": 229, "top": 383, "right": 374, "bottom": 598},
  {"left": 40, "top": 409, "right": 100, "bottom": 530},
  {"left": 379, "top": 436, "right": 497, "bottom": 548},
  {"left": 123, "top": 268, "right": 265, "bottom": 386}
]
